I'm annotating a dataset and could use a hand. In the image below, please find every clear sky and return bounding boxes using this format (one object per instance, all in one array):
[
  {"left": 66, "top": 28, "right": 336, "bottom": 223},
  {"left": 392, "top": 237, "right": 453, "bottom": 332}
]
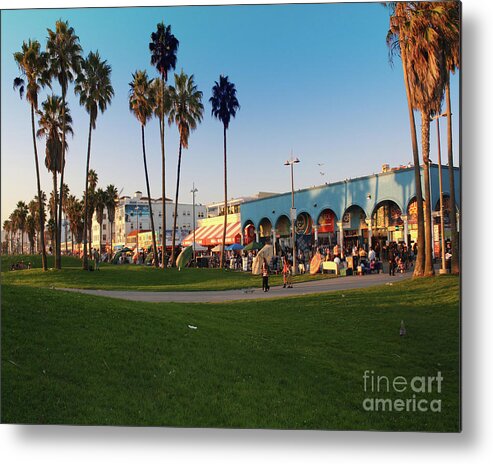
[{"left": 1, "top": 2, "right": 460, "bottom": 225}]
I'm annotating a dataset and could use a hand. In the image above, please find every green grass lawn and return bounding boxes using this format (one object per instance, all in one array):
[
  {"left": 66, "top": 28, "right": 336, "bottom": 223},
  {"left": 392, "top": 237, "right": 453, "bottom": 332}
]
[
  {"left": 1, "top": 254, "right": 336, "bottom": 291},
  {"left": 1, "top": 272, "right": 460, "bottom": 431}
]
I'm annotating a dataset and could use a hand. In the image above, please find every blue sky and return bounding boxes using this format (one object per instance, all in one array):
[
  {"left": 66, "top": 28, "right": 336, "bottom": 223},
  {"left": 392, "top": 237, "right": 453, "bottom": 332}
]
[{"left": 1, "top": 3, "right": 460, "bottom": 224}]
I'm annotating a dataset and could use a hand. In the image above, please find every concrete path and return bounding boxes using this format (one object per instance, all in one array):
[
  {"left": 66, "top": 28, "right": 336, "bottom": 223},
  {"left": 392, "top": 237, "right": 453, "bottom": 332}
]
[{"left": 58, "top": 272, "right": 410, "bottom": 303}]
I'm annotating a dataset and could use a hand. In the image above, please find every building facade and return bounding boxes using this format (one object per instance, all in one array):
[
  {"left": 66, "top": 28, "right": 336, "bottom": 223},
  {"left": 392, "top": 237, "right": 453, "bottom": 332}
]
[
  {"left": 96, "top": 191, "right": 207, "bottom": 251},
  {"left": 239, "top": 164, "right": 460, "bottom": 256}
]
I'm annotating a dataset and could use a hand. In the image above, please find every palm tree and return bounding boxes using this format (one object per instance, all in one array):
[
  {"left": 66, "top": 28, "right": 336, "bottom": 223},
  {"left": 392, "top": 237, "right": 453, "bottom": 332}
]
[
  {"left": 15, "top": 201, "right": 29, "bottom": 254},
  {"left": 13, "top": 39, "right": 50, "bottom": 268},
  {"left": 94, "top": 188, "right": 107, "bottom": 253},
  {"left": 387, "top": 2, "right": 426, "bottom": 277},
  {"left": 86, "top": 169, "right": 98, "bottom": 255},
  {"left": 129, "top": 70, "right": 159, "bottom": 267},
  {"left": 61, "top": 182, "right": 70, "bottom": 254},
  {"left": 3, "top": 220, "right": 12, "bottom": 255},
  {"left": 105, "top": 184, "right": 119, "bottom": 259},
  {"left": 33, "top": 191, "right": 47, "bottom": 253},
  {"left": 10, "top": 211, "right": 19, "bottom": 254},
  {"left": 440, "top": 1, "right": 460, "bottom": 274},
  {"left": 66, "top": 194, "right": 84, "bottom": 255},
  {"left": 75, "top": 51, "right": 114, "bottom": 270},
  {"left": 168, "top": 71, "right": 204, "bottom": 266},
  {"left": 210, "top": 75, "right": 240, "bottom": 268},
  {"left": 37, "top": 94, "right": 73, "bottom": 264},
  {"left": 46, "top": 19, "right": 82, "bottom": 268},
  {"left": 26, "top": 214, "right": 37, "bottom": 254},
  {"left": 149, "top": 22, "right": 179, "bottom": 268}
]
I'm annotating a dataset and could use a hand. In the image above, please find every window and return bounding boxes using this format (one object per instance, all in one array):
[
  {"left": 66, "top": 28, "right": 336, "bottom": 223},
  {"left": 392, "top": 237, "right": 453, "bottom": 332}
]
[
  {"left": 103, "top": 214, "right": 107, "bottom": 220},
  {"left": 103, "top": 224, "right": 106, "bottom": 230},
  {"left": 187, "top": 211, "right": 190, "bottom": 216}
]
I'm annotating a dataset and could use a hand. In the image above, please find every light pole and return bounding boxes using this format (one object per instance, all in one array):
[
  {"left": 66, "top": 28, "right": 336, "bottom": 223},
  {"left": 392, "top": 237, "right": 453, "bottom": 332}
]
[
  {"left": 432, "top": 112, "right": 448, "bottom": 274},
  {"left": 191, "top": 183, "right": 198, "bottom": 264},
  {"left": 284, "top": 154, "right": 300, "bottom": 275}
]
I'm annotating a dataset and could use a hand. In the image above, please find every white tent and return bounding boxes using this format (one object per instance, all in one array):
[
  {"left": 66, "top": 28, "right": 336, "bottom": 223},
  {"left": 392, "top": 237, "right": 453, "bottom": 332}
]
[
  {"left": 252, "top": 244, "right": 274, "bottom": 275},
  {"left": 189, "top": 242, "right": 208, "bottom": 252}
]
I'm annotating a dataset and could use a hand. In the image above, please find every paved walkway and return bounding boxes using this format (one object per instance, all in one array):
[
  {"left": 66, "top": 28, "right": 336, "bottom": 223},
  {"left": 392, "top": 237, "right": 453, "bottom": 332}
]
[{"left": 59, "top": 272, "right": 409, "bottom": 303}]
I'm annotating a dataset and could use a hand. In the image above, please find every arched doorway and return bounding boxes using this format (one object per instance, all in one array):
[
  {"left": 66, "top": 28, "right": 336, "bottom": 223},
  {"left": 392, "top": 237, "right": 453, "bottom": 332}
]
[
  {"left": 275, "top": 215, "right": 291, "bottom": 251},
  {"left": 433, "top": 194, "right": 454, "bottom": 256},
  {"left": 295, "top": 212, "right": 313, "bottom": 255},
  {"left": 342, "top": 205, "right": 367, "bottom": 254},
  {"left": 406, "top": 197, "right": 429, "bottom": 250},
  {"left": 316, "top": 208, "right": 337, "bottom": 249},
  {"left": 243, "top": 220, "right": 255, "bottom": 245},
  {"left": 258, "top": 217, "right": 273, "bottom": 245},
  {"left": 371, "top": 200, "right": 404, "bottom": 260}
]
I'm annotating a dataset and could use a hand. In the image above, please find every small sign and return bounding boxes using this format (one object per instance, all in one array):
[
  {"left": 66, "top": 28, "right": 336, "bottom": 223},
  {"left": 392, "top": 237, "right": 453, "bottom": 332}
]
[{"left": 290, "top": 208, "right": 297, "bottom": 221}]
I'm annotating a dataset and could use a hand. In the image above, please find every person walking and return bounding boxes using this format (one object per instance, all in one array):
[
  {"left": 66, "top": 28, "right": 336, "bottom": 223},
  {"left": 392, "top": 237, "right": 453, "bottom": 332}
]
[
  {"left": 388, "top": 248, "right": 395, "bottom": 276},
  {"left": 282, "top": 256, "right": 293, "bottom": 288},
  {"left": 261, "top": 258, "right": 270, "bottom": 292},
  {"left": 93, "top": 248, "right": 100, "bottom": 271}
]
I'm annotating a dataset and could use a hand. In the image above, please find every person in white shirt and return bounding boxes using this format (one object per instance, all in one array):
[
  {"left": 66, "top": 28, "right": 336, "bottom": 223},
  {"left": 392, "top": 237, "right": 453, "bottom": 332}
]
[{"left": 368, "top": 247, "right": 376, "bottom": 262}]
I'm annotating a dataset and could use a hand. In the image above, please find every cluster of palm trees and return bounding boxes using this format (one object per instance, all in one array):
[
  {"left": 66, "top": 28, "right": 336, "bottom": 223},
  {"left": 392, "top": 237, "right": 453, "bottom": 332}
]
[
  {"left": 387, "top": 1, "right": 460, "bottom": 276},
  {"left": 12, "top": 20, "right": 114, "bottom": 271},
  {"left": 127, "top": 21, "right": 240, "bottom": 269},
  {"left": 3, "top": 177, "right": 119, "bottom": 259}
]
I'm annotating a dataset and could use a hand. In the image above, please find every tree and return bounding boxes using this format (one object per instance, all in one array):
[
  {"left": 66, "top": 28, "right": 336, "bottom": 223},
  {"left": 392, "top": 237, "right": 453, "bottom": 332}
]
[
  {"left": 26, "top": 214, "right": 37, "bottom": 254},
  {"left": 387, "top": 2, "right": 426, "bottom": 277},
  {"left": 94, "top": 188, "right": 107, "bottom": 252},
  {"left": 105, "top": 184, "right": 119, "bottom": 258},
  {"left": 13, "top": 38, "right": 50, "bottom": 268},
  {"left": 46, "top": 19, "right": 82, "bottom": 269},
  {"left": 9, "top": 212, "right": 19, "bottom": 254},
  {"left": 14, "top": 201, "right": 29, "bottom": 254},
  {"left": 210, "top": 75, "right": 240, "bottom": 268},
  {"left": 37, "top": 94, "right": 73, "bottom": 264},
  {"left": 74, "top": 50, "right": 114, "bottom": 270},
  {"left": 129, "top": 70, "right": 159, "bottom": 267},
  {"left": 61, "top": 183, "right": 70, "bottom": 254},
  {"left": 3, "top": 220, "right": 12, "bottom": 255},
  {"left": 66, "top": 194, "right": 84, "bottom": 255},
  {"left": 86, "top": 169, "right": 98, "bottom": 254},
  {"left": 168, "top": 71, "right": 204, "bottom": 266},
  {"left": 149, "top": 21, "right": 179, "bottom": 268},
  {"left": 33, "top": 191, "right": 47, "bottom": 253}
]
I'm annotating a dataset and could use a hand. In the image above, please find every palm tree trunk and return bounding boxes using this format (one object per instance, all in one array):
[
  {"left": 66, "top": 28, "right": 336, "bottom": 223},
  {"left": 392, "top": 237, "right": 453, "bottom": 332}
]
[
  {"left": 400, "top": 41, "right": 425, "bottom": 277},
  {"left": 21, "top": 227, "right": 24, "bottom": 255},
  {"left": 141, "top": 125, "right": 159, "bottom": 268},
  {"left": 31, "top": 104, "right": 48, "bottom": 271},
  {"left": 160, "top": 76, "right": 167, "bottom": 269},
  {"left": 56, "top": 90, "right": 67, "bottom": 269},
  {"left": 71, "top": 234, "right": 74, "bottom": 254},
  {"left": 421, "top": 111, "right": 435, "bottom": 277},
  {"left": 109, "top": 221, "right": 113, "bottom": 259},
  {"left": 82, "top": 119, "right": 93, "bottom": 270},
  {"left": 220, "top": 125, "right": 228, "bottom": 269},
  {"left": 170, "top": 142, "right": 182, "bottom": 267},
  {"left": 52, "top": 171, "right": 58, "bottom": 261},
  {"left": 64, "top": 215, "right": 68, "bottom": 254},
  {"left": 445, "top": 80, "right": 459, "bottom": 274},
  {"left": 99, "top": 220, "right": 103, "bottom": 253}
]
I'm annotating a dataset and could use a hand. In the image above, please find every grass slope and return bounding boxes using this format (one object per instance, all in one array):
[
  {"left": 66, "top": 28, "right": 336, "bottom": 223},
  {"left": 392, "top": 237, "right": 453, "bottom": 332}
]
[
  {"left": 2, "top": 255, "right": 335, "bottom": 291},
  {"left": 1, "top": 275, "right": 460, "bottom": 431}
]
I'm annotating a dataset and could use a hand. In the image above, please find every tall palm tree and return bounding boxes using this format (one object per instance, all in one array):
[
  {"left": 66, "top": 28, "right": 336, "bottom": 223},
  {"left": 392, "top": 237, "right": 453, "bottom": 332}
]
[
  {"left": 440, "top": 1, "right": 460, "bottom": 274},
  {"left": 66, "top": 194, "right": 84, "bottom": 255},
  {"left": 46, "top": 19, "right": 82, "bottom": 269},
  {"left": 168, "top": 71, "right": 204, "bottom": 266},
  {"left": 105, "top": 184, "right": 119, "bottom": 259},
  {"left": 210, "top": 75, "right": 240, "bottom": 268},
  {"left": 15, "top": 201, "right": 29, "bottom": 254},
  {"left": 33, "top": 191, "right": 47, "bottom": 254},
  {"left": 86, "top": 169, "right": 98, "bottom": 255},
  {"left": 3, "top": 220, "right": 12, "bottom": 255},
  {"left": 75, "top": 51, "right": 114, "bottom": 270},
  {"left": 13, "top": 39, "right": 50, "bottom": 268},
  {"left": 26, "top": 214, "right": 37, "bottom": 254},
  {"left": 94, "top": 188, "right": 107, "bottom": 253},
  {"left": 10, "top": 211, "right": 19, "bottom": 254},
  {"left": 37, "top": 94, "right": 73, "bottom": 263},
  {"left": 61, "top": 182, "right": 70, "bottom": 254},
  {"left": 129, "top": 70, "right": 159, "bottom": 267},
  {"left": 149, "top": 22, "right": 179, "bottom": 268},
  {"left": 387, "top": 2, "right": 426, "bottom": 277}
]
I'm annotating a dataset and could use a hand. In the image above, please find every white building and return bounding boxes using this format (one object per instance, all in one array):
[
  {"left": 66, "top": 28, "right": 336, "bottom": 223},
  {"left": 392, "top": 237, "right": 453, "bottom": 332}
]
[{"left": 91, "top": 191, "right": 206, "bottom": 251}]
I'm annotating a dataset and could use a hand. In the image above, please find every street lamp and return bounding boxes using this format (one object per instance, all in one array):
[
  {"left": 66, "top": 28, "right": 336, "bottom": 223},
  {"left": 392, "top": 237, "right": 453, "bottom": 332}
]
[
  {"left": 284, "top": 154, "right": 300, "bottom": 275},
  {"left": 191, "top": 183, "right": 198, "bottom": 263},
  {"left": 431, "top": 112, "right": 449, "bottom": 274}
]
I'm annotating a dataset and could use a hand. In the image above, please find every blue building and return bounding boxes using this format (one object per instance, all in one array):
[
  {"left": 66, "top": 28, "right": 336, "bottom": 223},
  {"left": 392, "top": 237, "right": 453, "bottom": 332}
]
[{"left": 240, "top": 164, "right": 460, "bottom": 256}]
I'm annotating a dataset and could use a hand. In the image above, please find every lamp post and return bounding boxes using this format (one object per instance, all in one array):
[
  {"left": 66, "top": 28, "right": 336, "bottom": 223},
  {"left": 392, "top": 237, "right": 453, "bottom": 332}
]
[
  {"left": 284, "top": 154, "right": 300, "bottom": 275},
  {"left": 432, "top": 112, "right": 448, "bottom": 274},
  {"left": 191, "top": 183, "right": 198, "bottom": 263}
]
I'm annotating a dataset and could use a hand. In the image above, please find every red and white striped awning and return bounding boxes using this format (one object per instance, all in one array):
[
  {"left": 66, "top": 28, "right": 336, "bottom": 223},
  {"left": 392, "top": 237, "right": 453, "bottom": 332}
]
[{"left": 181, "top": 222, "right": 242, "bottom": 247}]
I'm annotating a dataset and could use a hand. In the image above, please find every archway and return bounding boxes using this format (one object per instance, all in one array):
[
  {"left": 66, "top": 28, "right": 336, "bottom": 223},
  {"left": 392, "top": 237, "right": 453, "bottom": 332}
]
[
  {"left": 275, "top": 215, "right": 291, "bottom": 251},
  {"left": 372, "top": 200, "right": 404, "bottom": 258},
  {"left": 342, "top": 204, "right": 367, "bottom": 254},
  {"left": 258, "top": 217, "right": 273, "bottom": 245},
  {"left": 295, "top": 212, "right": 313, "bottom": 256},
  {"left": 316, "top": 208, "right": 337, "bottom": 249},
  {"left": 243, "top": 220, "right": 255, "bottom": 246},
  {"left": 433, "top": 194, "right": 454, "bottom": 256}
]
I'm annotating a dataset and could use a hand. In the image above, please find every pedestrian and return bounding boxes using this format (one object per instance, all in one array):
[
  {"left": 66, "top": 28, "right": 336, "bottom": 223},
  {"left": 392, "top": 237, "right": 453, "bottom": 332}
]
[
  {"left": 282, "top": 256, "right": 293, "bottom": 288},
  {"left": 261, "top": 258, "right": 270, "bottom": 292},
  {"left": 93, "top": 248, "right": 100, "bottom": 270},
  {"left": 388, "top": 248, "right": 395, "bottom": 276}
]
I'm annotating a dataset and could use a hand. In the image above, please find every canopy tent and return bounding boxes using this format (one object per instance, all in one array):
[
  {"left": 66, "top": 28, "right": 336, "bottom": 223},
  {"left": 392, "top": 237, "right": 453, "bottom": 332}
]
[
  {"left": 211, "top": 244, "right": 223, "bottom": 253},
  {"left": 188, "top": 242, "right": 208, "bottom": 252},
  {"left": 243, "top": 241, "right": 263, "bottom": 251},
  {"left": 226, "top": 243, "right": 244, "bottom": 251},
  {"left": 181, "top": 222, "right": 242, "bottom": 247},
  {"left": 252, "top": 245, "right": 274, "bottom": 275}
]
